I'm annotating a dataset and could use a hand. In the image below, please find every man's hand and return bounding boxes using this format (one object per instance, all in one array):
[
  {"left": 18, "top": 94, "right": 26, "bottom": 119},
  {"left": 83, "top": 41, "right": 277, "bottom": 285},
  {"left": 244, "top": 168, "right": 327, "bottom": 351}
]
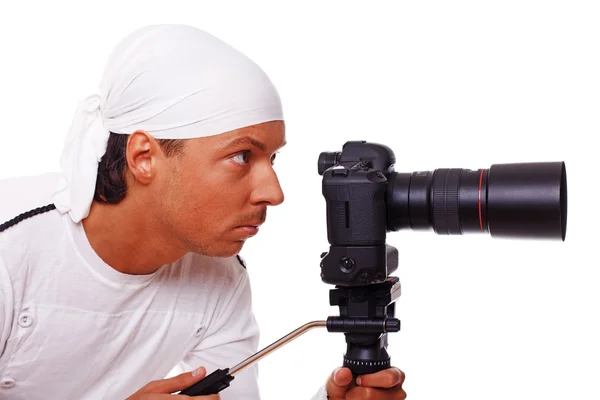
[
  {"left": 326, "top": 366, "right": 406, "bottom": 400},
  {"left": 125, "top": 366, "right": 220, "bottom": 399}
]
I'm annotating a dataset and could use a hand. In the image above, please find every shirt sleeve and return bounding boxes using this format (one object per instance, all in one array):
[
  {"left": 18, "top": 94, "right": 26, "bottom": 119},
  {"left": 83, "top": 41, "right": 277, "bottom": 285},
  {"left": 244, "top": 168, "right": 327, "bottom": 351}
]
[
  {"left": 311, "top": 384, "right": 329, "bottom": 400},
  {"left": 176, "top": 267, "right": 261, "bottom": 400},
  {"left": 0, "top": 254, "right": 13, "bottom": 359}
]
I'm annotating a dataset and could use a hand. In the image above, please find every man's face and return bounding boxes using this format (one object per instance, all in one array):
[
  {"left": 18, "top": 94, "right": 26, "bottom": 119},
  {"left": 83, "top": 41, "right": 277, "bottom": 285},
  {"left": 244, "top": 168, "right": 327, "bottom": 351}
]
[{"left": 159, "top": 120, "right": 286, "bottom": 257}]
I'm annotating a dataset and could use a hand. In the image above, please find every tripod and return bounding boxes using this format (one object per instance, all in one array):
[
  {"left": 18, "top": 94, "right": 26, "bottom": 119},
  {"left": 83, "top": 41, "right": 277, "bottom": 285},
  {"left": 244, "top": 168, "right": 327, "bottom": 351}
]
[{"left": 178, "top": 258, "right": 401, "bottom": 396}]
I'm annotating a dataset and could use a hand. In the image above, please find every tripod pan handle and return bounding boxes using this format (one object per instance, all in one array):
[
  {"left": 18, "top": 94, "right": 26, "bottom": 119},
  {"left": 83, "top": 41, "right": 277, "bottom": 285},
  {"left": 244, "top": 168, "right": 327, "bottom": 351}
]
[{"left": 178, "top": 368, "right": 234, "bottom": 396}]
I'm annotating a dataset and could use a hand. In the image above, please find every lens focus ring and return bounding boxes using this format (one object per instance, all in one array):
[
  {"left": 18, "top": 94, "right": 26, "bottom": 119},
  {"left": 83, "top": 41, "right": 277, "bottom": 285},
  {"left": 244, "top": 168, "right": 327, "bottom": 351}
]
[{"left": 431, "top": 169, "right": 461, "bottom": 234}]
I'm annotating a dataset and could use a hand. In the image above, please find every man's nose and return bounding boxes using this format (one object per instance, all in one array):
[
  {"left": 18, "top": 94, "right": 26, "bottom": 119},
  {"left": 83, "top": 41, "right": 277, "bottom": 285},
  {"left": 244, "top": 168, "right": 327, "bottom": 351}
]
[{"left": 252, "top": 169, "right": 284, "bottom": 206}]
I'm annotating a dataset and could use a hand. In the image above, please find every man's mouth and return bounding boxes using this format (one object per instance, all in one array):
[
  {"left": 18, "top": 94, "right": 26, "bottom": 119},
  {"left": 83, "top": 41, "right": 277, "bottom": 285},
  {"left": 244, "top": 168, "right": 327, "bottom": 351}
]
[
  {"left": 233, "top": 225, "right": 259, "bottom": 237},
  {"left": 233, "top": 214, "right": 266, "bottom": 238}
]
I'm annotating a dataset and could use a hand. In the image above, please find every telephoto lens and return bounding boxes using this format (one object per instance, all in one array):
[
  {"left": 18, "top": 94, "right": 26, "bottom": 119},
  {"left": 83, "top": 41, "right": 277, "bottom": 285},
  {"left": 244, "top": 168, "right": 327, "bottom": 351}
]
[{"left": 387, "top": 162, "right": 567, "bottom": 240}]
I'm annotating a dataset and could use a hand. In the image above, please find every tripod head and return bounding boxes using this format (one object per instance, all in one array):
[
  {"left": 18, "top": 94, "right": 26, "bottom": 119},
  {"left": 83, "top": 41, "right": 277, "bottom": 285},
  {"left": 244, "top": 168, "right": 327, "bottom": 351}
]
[{"left": 317, "top": 140, "right": 567, "bottom": 375}]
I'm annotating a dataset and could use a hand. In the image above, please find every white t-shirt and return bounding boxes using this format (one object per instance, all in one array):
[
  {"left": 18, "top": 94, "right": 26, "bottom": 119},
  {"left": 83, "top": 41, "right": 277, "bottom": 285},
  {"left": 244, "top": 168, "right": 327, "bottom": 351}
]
[{"left": 0, "top": 173, "right": 327, "bottom": 399}]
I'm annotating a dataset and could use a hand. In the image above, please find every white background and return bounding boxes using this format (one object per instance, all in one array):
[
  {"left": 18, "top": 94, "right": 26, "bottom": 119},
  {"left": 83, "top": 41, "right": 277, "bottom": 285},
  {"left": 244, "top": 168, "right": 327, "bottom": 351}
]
[{"left": 1, "top": 1, "right": 599, "bottom": 399}]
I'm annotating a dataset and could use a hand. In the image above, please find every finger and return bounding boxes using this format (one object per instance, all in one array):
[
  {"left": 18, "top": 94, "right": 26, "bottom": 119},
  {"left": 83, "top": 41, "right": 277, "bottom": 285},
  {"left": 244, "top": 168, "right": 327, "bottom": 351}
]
[
  {"left": 346, "top": 385, "right": 407, "bottom": 400},
  {"left": 357, "top": 367, "right": 405, "bottom": 389},
  {"left": 144, "top": 366, "right": 208, "bottom": 394},
  {"left": 141, "top": 395, "right": 219, "bottom": 399},
  {"left": 325, "top": 367, "right": 355, "bottom": 400}
]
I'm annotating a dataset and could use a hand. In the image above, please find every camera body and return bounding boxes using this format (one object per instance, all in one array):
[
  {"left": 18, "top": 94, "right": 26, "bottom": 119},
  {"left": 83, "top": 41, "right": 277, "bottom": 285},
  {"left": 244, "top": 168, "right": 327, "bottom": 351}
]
[{"left": 319, "top": 141, "right": 398, "bottom": 286}]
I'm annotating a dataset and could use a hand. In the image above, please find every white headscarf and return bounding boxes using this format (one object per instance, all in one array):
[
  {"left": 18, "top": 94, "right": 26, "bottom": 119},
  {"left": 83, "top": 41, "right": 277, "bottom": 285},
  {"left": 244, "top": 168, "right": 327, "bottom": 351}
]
[{"left": 52, "top": 24, "right": 284, "bottom": 223}]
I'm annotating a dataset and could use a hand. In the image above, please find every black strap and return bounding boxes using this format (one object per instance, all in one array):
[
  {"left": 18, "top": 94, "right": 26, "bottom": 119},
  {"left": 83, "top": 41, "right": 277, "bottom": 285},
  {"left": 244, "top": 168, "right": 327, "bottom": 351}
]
[
  {"left": 0, "top": 204, "right": 57, "bottom": 233},
  {"left": 236, "top": 255, "right": 247, "bottom": 269}
]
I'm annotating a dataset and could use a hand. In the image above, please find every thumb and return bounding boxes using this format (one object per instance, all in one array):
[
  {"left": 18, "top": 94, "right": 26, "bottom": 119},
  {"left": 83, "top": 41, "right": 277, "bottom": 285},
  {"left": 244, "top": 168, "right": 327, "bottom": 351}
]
[
  {"left": 325, "top": 367, "right": 354, "bottom": 400},
  {"left": 148, "top": 366, "right": 208, "bottom": 394}
]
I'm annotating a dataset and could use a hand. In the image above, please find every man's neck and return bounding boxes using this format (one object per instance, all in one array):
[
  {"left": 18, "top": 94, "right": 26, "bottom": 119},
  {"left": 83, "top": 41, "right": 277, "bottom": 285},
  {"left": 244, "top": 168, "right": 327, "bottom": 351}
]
[{"left": 81, "top": 199, "right": 187, "bottom": 275}]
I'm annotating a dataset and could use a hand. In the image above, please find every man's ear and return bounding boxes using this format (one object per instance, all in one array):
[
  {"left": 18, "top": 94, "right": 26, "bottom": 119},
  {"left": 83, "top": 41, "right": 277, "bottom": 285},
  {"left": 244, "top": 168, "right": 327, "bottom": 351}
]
[{"left": 125, "top": 130, "right": 161, "bottom": 186}]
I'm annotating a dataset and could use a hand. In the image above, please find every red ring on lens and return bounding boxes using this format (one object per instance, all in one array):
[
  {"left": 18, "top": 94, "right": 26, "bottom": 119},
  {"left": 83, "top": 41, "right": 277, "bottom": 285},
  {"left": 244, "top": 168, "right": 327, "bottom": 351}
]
[{"left": 478, "top": 169, "right": 484, "bottom": 232}]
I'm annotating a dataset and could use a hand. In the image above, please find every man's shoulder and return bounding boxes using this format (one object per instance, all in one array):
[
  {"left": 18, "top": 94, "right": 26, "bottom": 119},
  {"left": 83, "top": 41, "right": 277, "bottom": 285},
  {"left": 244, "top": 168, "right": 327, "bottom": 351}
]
[
  {"left": 175, "top": 252, "right": 249, "bottom": 285},
  {"left": 235, "top": 254, "right": 247, "bottom": 269},
  {"left": 160, "top": 253, "right": 251, "bottom": 304},
  {"left": 0, "top": 172, "right": 62, "bottom": 225},
  {"left": 183, "top": 252, "right": 248, "bottom": 272}
]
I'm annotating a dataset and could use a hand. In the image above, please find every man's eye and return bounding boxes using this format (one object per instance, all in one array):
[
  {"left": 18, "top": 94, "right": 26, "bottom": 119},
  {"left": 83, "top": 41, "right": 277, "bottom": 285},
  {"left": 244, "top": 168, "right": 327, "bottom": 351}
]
[{"left": 232, "top": 151, "right": 251, "bottom": 165}]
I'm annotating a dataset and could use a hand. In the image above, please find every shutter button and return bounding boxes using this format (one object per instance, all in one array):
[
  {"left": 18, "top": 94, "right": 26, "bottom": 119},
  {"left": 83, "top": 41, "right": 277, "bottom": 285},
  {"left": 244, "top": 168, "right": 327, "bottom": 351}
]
[
  {"left": 18, "top": 312, "right": 34, "bottom": 328},
  {"left": 1, "top": 377, "right": 16, "bottom": 388}
]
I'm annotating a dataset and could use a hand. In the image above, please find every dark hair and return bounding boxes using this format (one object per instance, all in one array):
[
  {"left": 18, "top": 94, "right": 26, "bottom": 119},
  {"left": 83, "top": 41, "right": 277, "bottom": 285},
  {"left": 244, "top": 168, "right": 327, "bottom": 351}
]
[{"left": 94, "top": 132, "right": 185, "bottom": 204}]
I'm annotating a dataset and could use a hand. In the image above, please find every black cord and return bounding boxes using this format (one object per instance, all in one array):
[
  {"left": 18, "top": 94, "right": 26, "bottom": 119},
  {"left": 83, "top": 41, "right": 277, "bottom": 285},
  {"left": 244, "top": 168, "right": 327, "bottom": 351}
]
[{"left": 0, "top": 204, "right": 57, "bottom": 233}]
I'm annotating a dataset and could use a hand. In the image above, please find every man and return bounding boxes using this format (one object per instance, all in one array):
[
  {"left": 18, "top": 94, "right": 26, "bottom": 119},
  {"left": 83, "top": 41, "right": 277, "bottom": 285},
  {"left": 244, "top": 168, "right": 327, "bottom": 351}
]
[{"left": 0, "top": 24, "right": 406, "bottom": 399}]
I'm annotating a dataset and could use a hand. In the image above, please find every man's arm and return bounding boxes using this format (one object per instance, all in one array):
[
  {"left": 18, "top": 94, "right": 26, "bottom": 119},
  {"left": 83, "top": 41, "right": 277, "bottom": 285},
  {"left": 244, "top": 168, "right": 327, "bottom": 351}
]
[{"left": 176, "top": 265, "right": 261, "bottom": 400}]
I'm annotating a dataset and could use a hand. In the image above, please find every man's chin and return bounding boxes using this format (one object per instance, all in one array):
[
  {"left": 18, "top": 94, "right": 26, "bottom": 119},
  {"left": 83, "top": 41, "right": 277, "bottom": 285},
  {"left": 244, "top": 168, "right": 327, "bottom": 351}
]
[{"left": 195, "top": 240, "right": 245, "bottom": 258}]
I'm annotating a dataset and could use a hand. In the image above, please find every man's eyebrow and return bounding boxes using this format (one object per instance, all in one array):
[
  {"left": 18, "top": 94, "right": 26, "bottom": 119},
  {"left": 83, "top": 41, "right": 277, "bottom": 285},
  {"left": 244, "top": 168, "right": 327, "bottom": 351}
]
[
  {"left": 221, "top": 137, "right": 266, "bottom": 152},
  {"left": 221, "top": 136, "right": 287, "bottom": 152}
]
